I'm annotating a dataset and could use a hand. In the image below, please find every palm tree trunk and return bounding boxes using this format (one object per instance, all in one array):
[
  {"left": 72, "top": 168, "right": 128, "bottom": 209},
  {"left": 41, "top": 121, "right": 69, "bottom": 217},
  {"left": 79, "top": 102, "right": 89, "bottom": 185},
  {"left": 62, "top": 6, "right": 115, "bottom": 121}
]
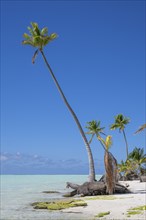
[
  {"left": 122, "top": 130, "right": 129, "bottom": 159},
  {"left": 104, "top": 151, "right": 115, "bottom": 194},
  {"left": 98, "top": 138, "right": 117, "bottom": 194},
  {"left": 104, "top": 151, "right": 118, "bottom": 194},
  {"left": 40, "top": 50, "right": 96, "bottom": 182}
]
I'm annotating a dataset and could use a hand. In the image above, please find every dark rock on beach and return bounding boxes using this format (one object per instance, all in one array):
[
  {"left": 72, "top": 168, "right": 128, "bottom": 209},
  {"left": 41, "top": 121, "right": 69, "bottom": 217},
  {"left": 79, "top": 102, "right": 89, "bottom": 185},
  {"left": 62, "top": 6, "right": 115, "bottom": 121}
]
[
  {"left": 140, "top": 175, "right": 146, "bottom": 182},
  {"left": 42, "top": 190, "right": 60, "bottom": 194}
]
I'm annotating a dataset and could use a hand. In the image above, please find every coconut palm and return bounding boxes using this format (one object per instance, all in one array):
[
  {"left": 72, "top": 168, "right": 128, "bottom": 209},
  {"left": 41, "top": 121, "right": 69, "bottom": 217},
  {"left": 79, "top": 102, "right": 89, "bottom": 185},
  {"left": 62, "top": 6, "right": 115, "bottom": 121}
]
[
  {"left": 85, "top": 120, "right": 105, "bottom": 143},
  {"left": 118, "top": 159, "right": 138, "bottom": 178},
  {"left": 110, "top": 114, "right": 130, "bottom": 159},
  {"left": 134, "top": 124, "right": 146, "bottom": 134},
  {"left": 118, "top": 147, "right": 146, "bottom": 179},
  {"left": 128, "top": 147, "right": 146, "bottom": 175},
  {"left": 22, "top": 22, "right": 95, "bottom": 182}
]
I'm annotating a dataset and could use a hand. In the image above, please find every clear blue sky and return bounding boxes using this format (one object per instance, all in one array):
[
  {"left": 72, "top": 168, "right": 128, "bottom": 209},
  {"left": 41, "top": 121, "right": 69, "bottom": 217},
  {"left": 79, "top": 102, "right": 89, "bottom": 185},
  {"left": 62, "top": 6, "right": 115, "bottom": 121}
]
[{"left": 1, "top": 0, "right": 145, "bottom": 174}]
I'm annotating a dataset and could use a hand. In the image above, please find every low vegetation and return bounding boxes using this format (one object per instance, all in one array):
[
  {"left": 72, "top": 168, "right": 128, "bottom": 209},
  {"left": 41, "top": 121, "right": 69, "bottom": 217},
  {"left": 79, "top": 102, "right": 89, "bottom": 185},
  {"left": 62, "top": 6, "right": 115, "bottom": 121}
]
[
  {"left": 86, "top": 195, "right": 116, "bottom": 200},
  {"left": 127, "top": 205, "right": 146, "bottom": 217},
  {"left": 95, "top": 211, "right": 110, "bottom": 218},
  {"left": 32, "top": 199, "right": 87, "bottom": 210}
]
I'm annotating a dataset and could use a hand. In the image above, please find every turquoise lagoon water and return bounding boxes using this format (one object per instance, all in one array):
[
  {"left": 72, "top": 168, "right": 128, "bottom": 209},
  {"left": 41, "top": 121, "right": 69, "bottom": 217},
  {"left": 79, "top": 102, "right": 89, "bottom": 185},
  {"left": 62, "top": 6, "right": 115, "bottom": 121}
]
[{"left": 0, "top": 175, "right": 101, "bottom": 220}]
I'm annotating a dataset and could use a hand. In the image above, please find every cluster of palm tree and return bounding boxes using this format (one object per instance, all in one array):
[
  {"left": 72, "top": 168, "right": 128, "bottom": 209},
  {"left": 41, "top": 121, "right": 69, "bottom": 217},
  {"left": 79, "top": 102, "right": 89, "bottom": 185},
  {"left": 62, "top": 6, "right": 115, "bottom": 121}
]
[
  {"left": 22, "top": 22, "right": 145, "bottom": 193},
  {"left": 115, "top": 121, "right": 146, "bottom": 179},
  {"left": 85, "top": 116, "right": 146, "bottom": 184},
  {"left": 118, "top": 147, "right": 146, "bottom": 179}
]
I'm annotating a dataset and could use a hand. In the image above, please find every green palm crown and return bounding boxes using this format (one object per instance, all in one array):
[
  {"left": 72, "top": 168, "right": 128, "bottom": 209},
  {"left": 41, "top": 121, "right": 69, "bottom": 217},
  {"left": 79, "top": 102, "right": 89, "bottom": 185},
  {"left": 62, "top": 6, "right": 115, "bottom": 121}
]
[
  {"left": 86, "top": 120, "right": 105, "bottom": 135},
  {"left": 86, "top": 120, "right": 105, "bottom": 144},
  {"left": 22, "top": 22, "right": 57, "bottom": 50},
  {"left": 128, "top": 147, "right": 146, "bottom": 165},
  {"left": 110, "top": 114, "right": 130, "bottom": 132}
]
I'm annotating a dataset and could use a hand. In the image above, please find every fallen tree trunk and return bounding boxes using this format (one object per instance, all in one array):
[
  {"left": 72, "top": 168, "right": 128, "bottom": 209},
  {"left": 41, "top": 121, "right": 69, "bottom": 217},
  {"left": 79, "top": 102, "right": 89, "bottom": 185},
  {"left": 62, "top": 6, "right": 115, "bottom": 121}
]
[{"left": 64, "top": 181, "right": 130, "bottom": 197}]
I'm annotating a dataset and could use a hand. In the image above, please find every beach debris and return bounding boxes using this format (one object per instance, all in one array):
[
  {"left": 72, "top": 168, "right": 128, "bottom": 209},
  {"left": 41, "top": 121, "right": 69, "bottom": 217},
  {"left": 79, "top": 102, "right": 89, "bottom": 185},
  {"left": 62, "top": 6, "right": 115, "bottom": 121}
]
[{"left": 64, "top": 181, "right": 130, "bottom": 197}]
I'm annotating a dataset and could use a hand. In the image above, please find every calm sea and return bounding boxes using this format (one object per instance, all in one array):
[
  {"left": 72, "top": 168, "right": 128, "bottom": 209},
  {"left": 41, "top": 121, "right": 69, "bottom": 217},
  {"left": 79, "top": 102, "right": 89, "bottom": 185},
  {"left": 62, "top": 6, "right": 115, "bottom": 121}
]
[{"left": 0, "top": 175, "right": 101, "bottom": 220}]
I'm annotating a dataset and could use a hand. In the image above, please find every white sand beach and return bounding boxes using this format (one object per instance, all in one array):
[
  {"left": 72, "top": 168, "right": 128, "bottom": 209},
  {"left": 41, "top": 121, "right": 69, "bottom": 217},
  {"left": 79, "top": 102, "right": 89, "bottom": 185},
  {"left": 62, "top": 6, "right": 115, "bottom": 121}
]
[{"left": 62, "top": 181, "right": 146, "bottom": 220}]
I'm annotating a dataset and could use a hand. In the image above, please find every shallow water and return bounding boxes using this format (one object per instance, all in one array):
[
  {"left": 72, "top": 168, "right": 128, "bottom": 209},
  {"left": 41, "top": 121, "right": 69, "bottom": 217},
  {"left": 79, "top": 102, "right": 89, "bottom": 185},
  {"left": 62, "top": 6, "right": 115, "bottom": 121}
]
[{"left": 1, "top": 175, "right": 101, "bottom": 220}]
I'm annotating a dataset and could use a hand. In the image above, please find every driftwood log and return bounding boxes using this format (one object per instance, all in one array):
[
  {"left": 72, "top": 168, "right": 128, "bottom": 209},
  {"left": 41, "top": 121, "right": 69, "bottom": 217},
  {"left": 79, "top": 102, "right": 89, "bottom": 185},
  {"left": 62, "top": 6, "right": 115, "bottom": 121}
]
[{"left": 64, "top": 181, "right": 130, "bottom": 197}]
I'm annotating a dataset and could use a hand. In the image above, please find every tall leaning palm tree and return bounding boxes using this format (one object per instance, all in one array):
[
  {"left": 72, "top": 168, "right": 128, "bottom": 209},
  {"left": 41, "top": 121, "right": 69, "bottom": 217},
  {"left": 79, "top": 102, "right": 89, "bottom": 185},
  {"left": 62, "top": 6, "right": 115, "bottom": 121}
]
[
  {"left": 22, "top": 22, "right": 95, "bottom": 182},
  {"left": 110, "top": 114, "right": 130, "bottom": 159}
]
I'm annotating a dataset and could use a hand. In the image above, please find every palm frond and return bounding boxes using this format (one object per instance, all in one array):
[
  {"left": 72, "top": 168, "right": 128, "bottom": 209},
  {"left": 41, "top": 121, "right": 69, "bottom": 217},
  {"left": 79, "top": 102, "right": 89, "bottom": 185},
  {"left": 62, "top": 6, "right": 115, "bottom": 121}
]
[
  {"left": 41, "top": 27, "right": 48, "bottom": 35},
  {"left": 23, "top": 33, "right": 31, "bottom": 40},
  {"left": 23, "top": 22, "right": 57, "bottom": 50},
  {"left": 105, "top": 135, "right": 112, "bottom": 150},
  {"left": 27, "top": 26, "right": 35, "bottom": 37},
  {"left": 50, "top": 33, "right": 58, "bottom": 40},
  {"left": 22, "top": 40, "right": 35, "bottom": 47},
  {"left": 110, "top": 124, "right": 118, "bottom": 130},
  {"left": 31, "top": 22, "right": 38, "bottom": 28},
  {"left": 134, "top": 124, "right": 146, "bottom": 134}
]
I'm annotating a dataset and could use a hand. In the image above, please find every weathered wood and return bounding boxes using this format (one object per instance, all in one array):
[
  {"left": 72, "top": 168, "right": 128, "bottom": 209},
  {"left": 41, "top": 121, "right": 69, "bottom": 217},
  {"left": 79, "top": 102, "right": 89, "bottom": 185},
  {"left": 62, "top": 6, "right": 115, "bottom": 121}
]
[
  {"left": 115, "top": 183, "right": 129, "bottom": 194},
  {"left": 76, "top": 182, "right": 106, "bottom": 196},
  {"left": 99, "top": 175, "right": 106, "bottom": 182},
  {"left": 65, "top": 181, "right": 130, "bottom": 197},
  {"left": 63, "top": 190, "right": 77, "bottom": 197},
  {"left": 66, "top": 182, "right": 80, "bottom": 189},
  {"left": 104, "top": 151, "right": 117, "bottom": 194}
]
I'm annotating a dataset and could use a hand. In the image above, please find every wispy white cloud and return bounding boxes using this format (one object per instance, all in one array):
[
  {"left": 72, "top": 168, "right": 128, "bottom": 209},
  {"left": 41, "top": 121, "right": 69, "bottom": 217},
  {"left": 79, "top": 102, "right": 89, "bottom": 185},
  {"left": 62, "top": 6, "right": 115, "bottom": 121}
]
[
  {"left": 0, "top": 155, "right": 8, "bottom": 161},
  {"left": 0, "top": 152, "right": 104, "bottom": 174}
]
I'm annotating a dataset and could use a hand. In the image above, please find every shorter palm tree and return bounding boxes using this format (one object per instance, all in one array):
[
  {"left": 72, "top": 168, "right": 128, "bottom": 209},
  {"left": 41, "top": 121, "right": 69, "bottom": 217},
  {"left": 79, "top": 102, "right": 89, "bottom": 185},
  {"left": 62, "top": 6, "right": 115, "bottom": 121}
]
[
  {"left": 85, "top": 120, "right": 105, "bottom": 144},
  {"left": 110, "top": 114, "right": 130, "bottom": 159}
]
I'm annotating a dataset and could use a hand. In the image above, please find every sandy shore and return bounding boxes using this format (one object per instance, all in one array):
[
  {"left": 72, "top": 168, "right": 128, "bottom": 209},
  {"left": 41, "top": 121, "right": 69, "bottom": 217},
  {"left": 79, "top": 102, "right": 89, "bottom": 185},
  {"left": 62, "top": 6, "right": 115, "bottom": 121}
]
[{"left": 62, "top": 181, "right": 146, "bottom": 220}]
